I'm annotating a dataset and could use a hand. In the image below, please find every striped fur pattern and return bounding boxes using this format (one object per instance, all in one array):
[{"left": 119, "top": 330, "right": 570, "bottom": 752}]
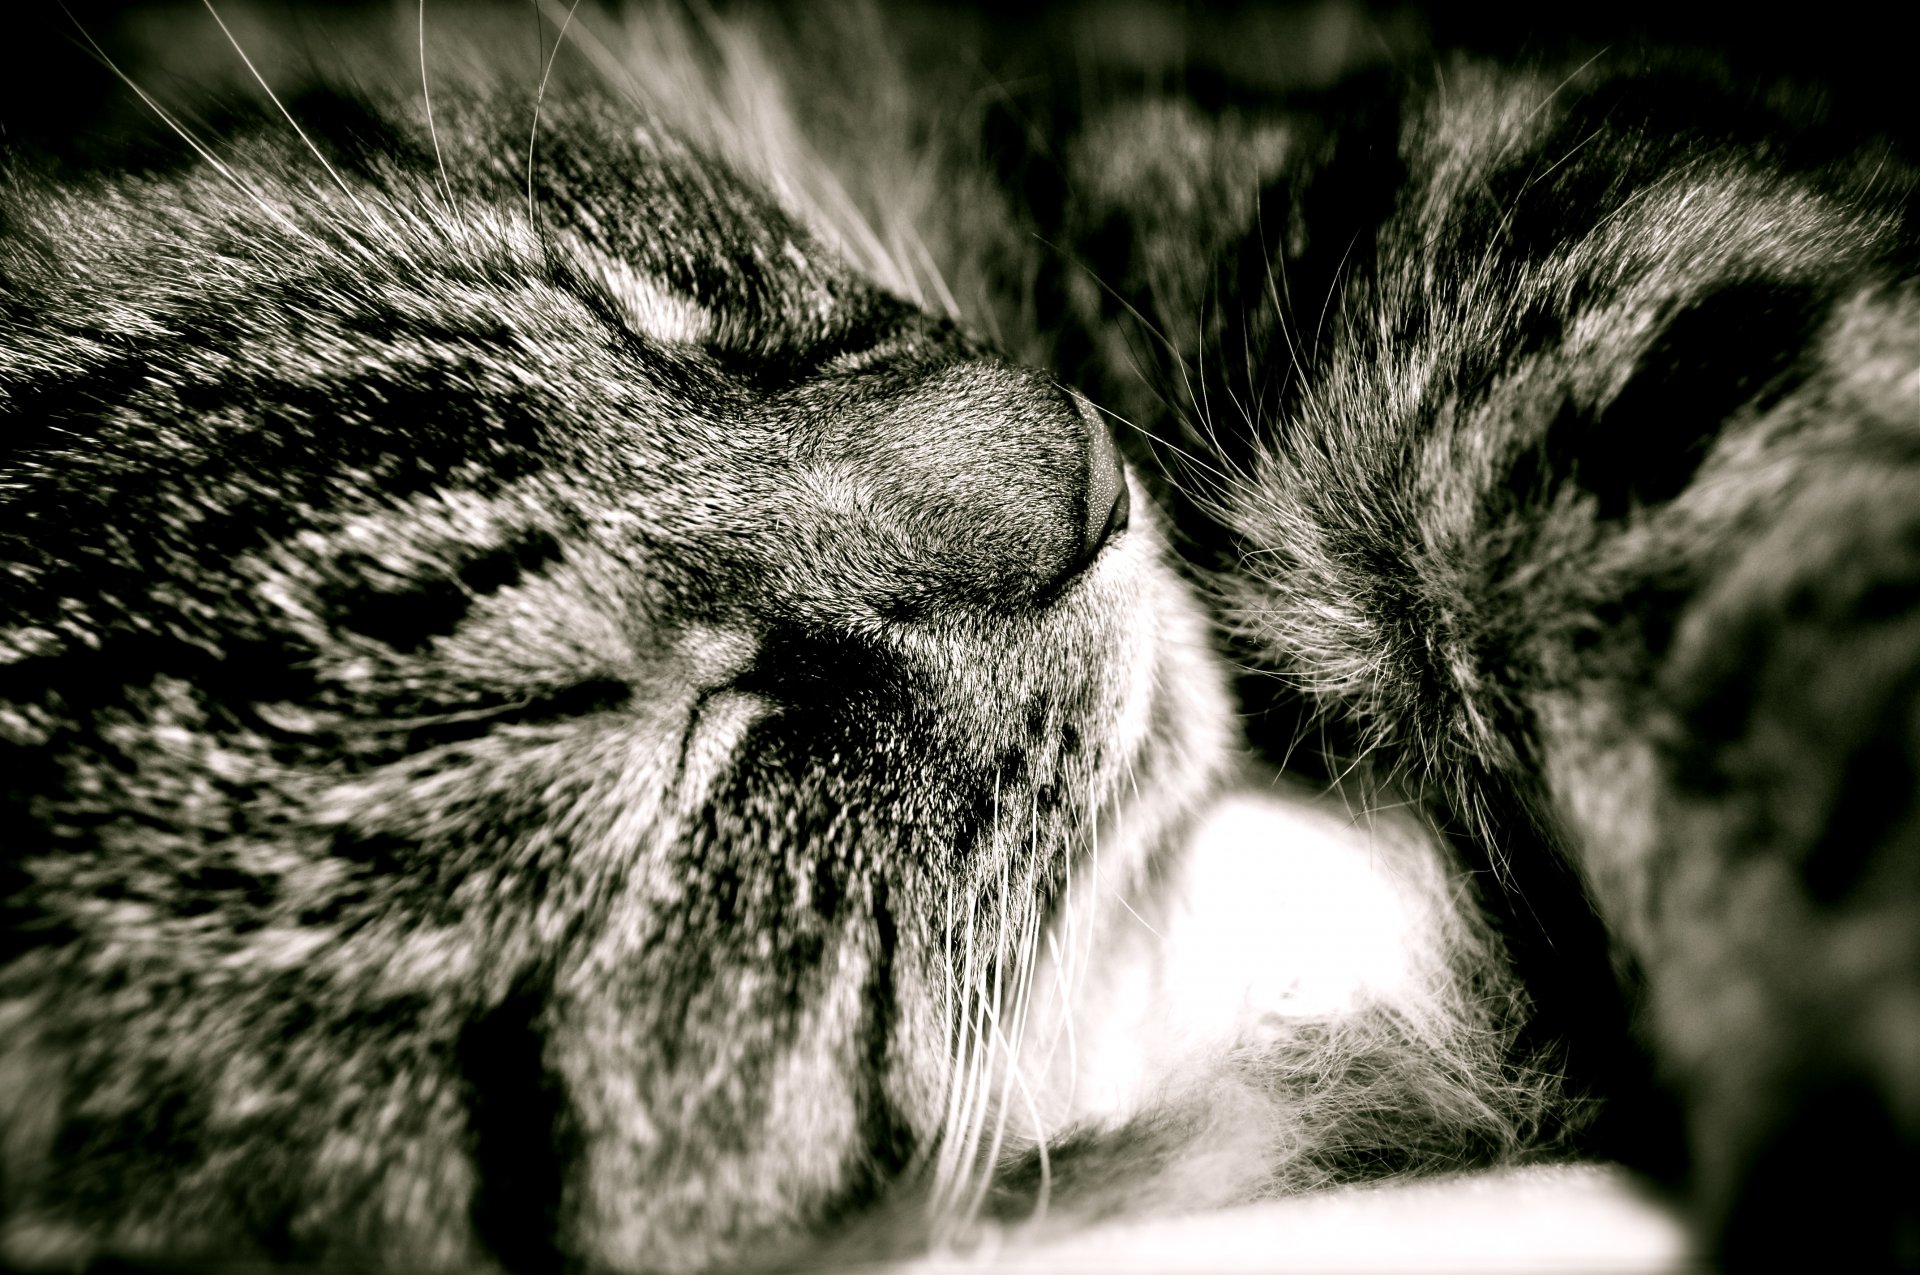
[{"left": 11, "top": 1, "right": 1915, "bottom": 1269}]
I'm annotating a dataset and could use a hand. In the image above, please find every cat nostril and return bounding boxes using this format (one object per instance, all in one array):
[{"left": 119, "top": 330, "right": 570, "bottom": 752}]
[{"left": 1076, "top": 393, "right": 1130, "bottom": 564}]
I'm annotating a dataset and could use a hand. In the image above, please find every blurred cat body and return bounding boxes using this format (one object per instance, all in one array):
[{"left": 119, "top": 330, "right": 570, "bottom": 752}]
[{"left": 1011, "top": 15, "right": 1920, "bottom": 1262}]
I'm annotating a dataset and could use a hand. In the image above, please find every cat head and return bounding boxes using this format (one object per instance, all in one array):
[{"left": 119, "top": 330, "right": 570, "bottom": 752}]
[{"left": 0, "top": 8, "right": 1229, "bottom": 1269}]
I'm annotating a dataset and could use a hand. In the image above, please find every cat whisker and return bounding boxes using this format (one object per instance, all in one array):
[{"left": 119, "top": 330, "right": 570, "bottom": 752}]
[
  {"left": 970, "top": 902, "right": 1050, "bottom": 1229},
  {"left": 1256, "top": 194, "right": 1309, "bottom": 390},
  {"left": 1187, "top": 286, "right": 1229, "bottom": 458},
  {"left": 901, "top": 220, "right": 963, "bottom": 323},
  {"left": 1202, "top": 366, "right": 1257, "bottom": 482},
  {"left": 1082, "top": 788, "right": 1104, "bottom": 999},
  {"left": 934, "top": 772, "right": 1020, "bottom": 1230},
  {"left": 60, "top": 6, "right": 309, "bottom": 245},
  {"left": 534, "top": 0, "right": 633, "bottom": 97},
  {"left": 969, "top": 863, "right": 1033, "bottom": 1223},
  {"left": 1107, "top": 757, "right": 1161, "bottom": 941},
  {"left": 1514, "top": 48, "right": 1611, "bottom": 151},
  {"left": 1041, "top": 929, "right": 1078, "bottom": 1112},
  {"left": 951, "top": 881, "right": 988, "bottom": 1182},
  {"left": 1311, "top": 231, "right": 1361, "bottom": 364},
  {"left": 947, "top": 814, "right": 1052, "bottom": 1232},
  {"left": 1091, "top": 400, "right": 1245, "bottom": 501},
  {"left": 939, "top": 881, "right": 958, "bottom": 1167},
  {"left": 1041, "top": 234, "right": 1199, "bottom": 383},
  {"left": 1027, "top": 773, "right": 1094, "bottom": 1118},
  {"left": 417, "top": 0, "right": 455, "bottom": 210},
  {"left": 956, "top": 848, "right": 1016, "bottom": 1220},
  {"left": 1106, "top": 322, "right": 1196, "bottom": 482},
  {"left": 1345, "top": 791, "right": 1421, "bottom": 828},
  {"left": 1156, "top": 293, "right": 1207, "bottom": 443},
  {"left": 1326, "top": 735, "right": 1385, "bottom": 819},
  {"left": 1046, "top": 782, "right": 1090, "bottom": 1102},
  {"left": 526, "top": 0, "right": 585, "bottom": 226},
  {"left": 1236, "top": 313, "right": 1265, "bottom": 438},
  {"left": 1198, "top": 273, "right": 1268, "bottom": 463},
  {"left": 1108, "top": 886, "right": 1163, "bottom": 939},
  {"left": 199, "top": 1, "right": 394, "bottom": 245},
  {"left": 931, "top": 877, "right": 985, "bottom": 1227}
]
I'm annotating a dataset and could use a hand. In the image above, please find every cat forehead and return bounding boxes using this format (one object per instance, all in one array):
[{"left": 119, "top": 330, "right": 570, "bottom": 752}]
[{"left": 529, "top": 114, "right": 851, "bottom": 289}]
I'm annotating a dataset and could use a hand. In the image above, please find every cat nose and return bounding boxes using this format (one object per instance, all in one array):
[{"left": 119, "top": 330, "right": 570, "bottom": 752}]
[{"left": 775, "top": 365, "right": 1134, "bottom": 618}]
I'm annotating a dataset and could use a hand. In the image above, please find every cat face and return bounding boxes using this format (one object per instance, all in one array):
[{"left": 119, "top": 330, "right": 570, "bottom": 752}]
[{"left": 0, "top": 34, "right": 1229, "bottom": 1274}]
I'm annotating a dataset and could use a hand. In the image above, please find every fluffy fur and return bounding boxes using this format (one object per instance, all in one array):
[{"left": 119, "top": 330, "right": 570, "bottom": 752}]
[
  {"left": 0, "top": 6, "right": 1214, "bottom": 1268},
  {"left": 0, "top": 4, "right": 1548, "bottom": 1270}
]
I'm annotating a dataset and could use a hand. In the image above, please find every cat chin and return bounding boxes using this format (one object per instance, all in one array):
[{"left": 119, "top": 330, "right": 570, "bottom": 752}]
[{"left": 836, "top": 761, "right": 1517, "bottom": 1259}]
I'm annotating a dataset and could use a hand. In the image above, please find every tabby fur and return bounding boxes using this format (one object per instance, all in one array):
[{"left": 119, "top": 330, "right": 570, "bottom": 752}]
[
  {"left": 1008, "top": 18, "right": 1920, "bottom": 1263},
  {"left": 2, "top": 1, "right": 1916, "bottom": 1270}
]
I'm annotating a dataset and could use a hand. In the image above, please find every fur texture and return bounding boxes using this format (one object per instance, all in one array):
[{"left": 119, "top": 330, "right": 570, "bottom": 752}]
[{"left": 0, "top": 6, "right": 1220, "bottom": 1268}]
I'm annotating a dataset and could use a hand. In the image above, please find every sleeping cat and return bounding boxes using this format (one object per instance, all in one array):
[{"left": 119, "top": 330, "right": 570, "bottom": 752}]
[
  {"left": 3, "top": 0, "right": 1915, "bottom": 1270},
  {"left": 2, "top": 3, "right": 1548, "bottom": 1269}
]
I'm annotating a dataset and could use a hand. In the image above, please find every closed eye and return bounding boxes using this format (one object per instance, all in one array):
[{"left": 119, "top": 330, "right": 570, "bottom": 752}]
[
  {"left": 593, "top": 254, "right": 715, "bottom": 346},
  {"left": 821, "top": 333, "right": 914, "bottom": 375}
]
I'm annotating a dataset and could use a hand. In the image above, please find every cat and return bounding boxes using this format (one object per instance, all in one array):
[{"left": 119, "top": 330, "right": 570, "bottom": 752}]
[
  {"left": 4, "top": 0, "right": 1915, "bottom": 1270},
  {"left": 1, "top": 3, "right": 1558, "bottom": 1270}
]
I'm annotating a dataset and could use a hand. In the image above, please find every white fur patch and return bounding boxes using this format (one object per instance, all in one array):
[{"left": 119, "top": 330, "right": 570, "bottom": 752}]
[
  {"left": 1021, "top": 771, "right": 1482, "bottom": 1129},
  {"left": 1172, "top": 788, "right": 1423, "bottom": 1023},
  {"left": 1022, "top": 783, "right": 1443, "bottom": 1127},
  {"left": 591, "top": 253, "right": 714, "bottom": 346}
]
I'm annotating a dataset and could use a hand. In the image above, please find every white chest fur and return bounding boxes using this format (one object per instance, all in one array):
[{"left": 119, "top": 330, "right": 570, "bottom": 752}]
[
  {"left": 1018, "top": 774, "right": 1463, "bottom": 1131},
  {"left": 956, "top": 775, "right": 1690, "bottom": 1271}
]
